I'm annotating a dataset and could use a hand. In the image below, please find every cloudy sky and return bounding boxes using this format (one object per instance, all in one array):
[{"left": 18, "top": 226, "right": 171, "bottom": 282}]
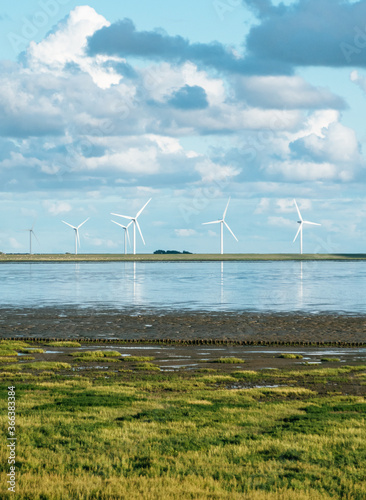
[{"left": 1, "top": 0, "right": 366, "bottom": 254}]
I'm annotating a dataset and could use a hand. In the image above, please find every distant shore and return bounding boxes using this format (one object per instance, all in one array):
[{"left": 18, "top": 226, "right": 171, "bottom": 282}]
[
  {"left": 1, "top": 307, "right": 365, "bottom": 345},
  {"left": 1, "top": 253, "right": 366, "bottom": 262}
]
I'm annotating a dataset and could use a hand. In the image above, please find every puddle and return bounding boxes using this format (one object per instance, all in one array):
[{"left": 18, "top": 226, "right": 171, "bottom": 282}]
[
  {"left": 159, "top": 363, "right": 199, "bottom": 369},
  {"left": 45, "top": 351, "right": 62, "bottom": 354}
]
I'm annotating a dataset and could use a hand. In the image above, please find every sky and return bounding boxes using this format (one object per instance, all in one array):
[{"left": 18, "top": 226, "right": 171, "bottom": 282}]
[{"left": 1, "top": 0, "right": 366, "bottom": 254}]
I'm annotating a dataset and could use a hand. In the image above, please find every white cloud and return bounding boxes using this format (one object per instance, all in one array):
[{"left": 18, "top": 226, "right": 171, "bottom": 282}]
[
  {"left": 267, "top": 216, "right": 294, "bottom": 228},
  {"left": 26, "top": 6, "right": 121, "bottom": 89},
  {"left": 43, "top": 201, "right": 72, "bottom": 216},
  {"left": 195, "top": 159, "right": 240, "bottom": 183},
  {"left": 174, "top": 229, "right": 196, "bottom": 237},
  {"left": 9, "top": 237, "right": 22, "bottom": 249},
  {"left": 235, "top": 75, "right": 345, "bottom": 109}
]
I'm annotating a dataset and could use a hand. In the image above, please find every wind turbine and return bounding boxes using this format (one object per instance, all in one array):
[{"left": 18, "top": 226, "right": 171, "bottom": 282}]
[
  {"left": 293, "top": 199, "right": 321, "bottom": 254},
  {"left": 202, "top": 197, "right": 238, "bottom": 254},
  {"left": 111, "top": 198, "right": 151, "bottom": 255},
  {"left": 26, "top": 222, "right": 39, "bottom": 255},
  {"left": 62, "top": 218, "right": 89, "bottom": 255},
  {"left": 111, "top": 220, "right": 132, "bottom": 255}
]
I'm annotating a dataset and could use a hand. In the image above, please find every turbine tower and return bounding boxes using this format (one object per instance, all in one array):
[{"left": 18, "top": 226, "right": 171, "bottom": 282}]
[
  {"left": 202, "top": 197, "right": 238, "bottom": 254},
  {"left": 111, "top": 220, "right": 132, "bottom": 255},
  {"left": 111, "top": 198, "right": 151, "bottom": 255},
  {"left": 62, "top": 218, "right": 89, "bottom": 255},
  {"left": 293, "top": 199, "right": 321, "bottom": 254}
]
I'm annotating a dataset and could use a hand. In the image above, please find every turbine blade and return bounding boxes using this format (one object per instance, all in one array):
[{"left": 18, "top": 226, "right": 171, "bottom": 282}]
[
  {"left": 223, "top": 197, "right": 231, "bottom": 220},
  {"left": 32, "top": 231, "right": 40, "bottom": 244},
  {"left": 293, "top": 223, "right": 302, "bottom": 243},
  {"left": 78, "top": 218, "right": 89, "bottom": 229},
  {"left": 111, "top": 220, "right": 127, "bottom": 229},
  {"left": 224, "top": 221, "right": 238, "bottom": 242},
  {"left": 202, "top": 220, "right": 221, "bottom": 225},
  {"left": 303, "top": 221, "right": 321, "bottom": 226},
  {"left": 126, "top": 227, "right": 131, "bottom": 247},
  {"left": 111, "top": 213, "right": 134, "bottom": 220},
  {"left": 294, "top": 199, "right": 303, "bottom": 221},
  {"left": 136, "top": 198, "right": 152, "bottom": 218},
  {"left": 136, "top": 220, "right": 145, "bottom": 245},
  {"left": 62, "top": 221, "right": 76, "bottom": 229}
]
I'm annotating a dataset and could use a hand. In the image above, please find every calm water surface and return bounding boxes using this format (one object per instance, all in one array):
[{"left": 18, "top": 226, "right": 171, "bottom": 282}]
[{"left": 1, "top": 261, "right": 366, "bottom": 314}]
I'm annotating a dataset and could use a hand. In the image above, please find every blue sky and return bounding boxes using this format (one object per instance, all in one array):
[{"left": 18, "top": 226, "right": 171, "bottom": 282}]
[{"left": 1, "top": 0, "right": 366, "bottom": 254}]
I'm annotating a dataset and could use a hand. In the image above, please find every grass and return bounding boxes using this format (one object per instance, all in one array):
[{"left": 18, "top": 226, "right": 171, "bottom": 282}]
[
  {"left": 3, "top": 361, "right": 71, "bottom": 371},
  {"left": 210, "top": 357, "right": 245, "bottom": 364},
  {"left": 278, "top": 354, "right": 304, "bottom": 359},
  {"left": 70, "top": 350, "right": 121, "bottom": 359},
  {"left": 48, "top": 341, "right": 81, "bottom": 347},
  {"left": 321, "top": 358, "right": 341, "bottom": 362},
  {"left": 0, "top": 351, "right": 365, "bottom": 499},
  {"left": 122, "top": 356, "right": 155, "bottom": 362}
]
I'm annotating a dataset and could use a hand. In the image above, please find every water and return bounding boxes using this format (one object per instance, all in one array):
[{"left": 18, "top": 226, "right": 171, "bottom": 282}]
[{"left": 1, "top": 260, "right": 366, "bottom": 314}]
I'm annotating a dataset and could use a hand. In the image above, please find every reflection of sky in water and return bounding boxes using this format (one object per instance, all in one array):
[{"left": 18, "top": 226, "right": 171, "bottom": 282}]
[{"left": 0, "top": 261, "right": 366, "bottom": 313}]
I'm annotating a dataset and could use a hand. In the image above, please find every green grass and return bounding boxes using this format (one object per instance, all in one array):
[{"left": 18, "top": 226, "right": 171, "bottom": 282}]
[
  {"left": 122, "top": 356, "right": 155, "bottom": 362},
  {"left": 4, "top": 361, "right": 71, "bottom": 371},
  {"left": 321, "top": 358, "right": 341, "bottom": 363},
  {"left": 0, "top": 362, "right": 365, "bottom": 499},
  {"left": 278, "top": 354, "right": 304, "bottom": 359},
  {"left": 70, "top": 350, "right": 121, "bottom": 359},
  {"left": 210, "top": 357, "right": 245, "bottom": 364},
  {"left": 48, "top": 341, "right": 81, "bottom": 347}
]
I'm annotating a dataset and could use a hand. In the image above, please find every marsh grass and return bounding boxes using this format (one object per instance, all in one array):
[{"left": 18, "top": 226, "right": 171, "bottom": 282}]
[
  {"left": 321, "top": 358, "right": 340, "bottom": 362},
  {"left": 70, "top": 350, "right": 121, "bottom": 359},
  {"left": 210, "top": 357, "right": 245, "bottom": 364},
  {"left": 4, "top": 361, "right": 71, "bottom": 371},
  {"left": 0, "top": 364, "right": 365, "bottom": 499},
  {"left": 48, "top": 341, "right": 81, "bottom": 347},
  {"left": 122, "top": 356, "right": 155, "bottom": 362}
]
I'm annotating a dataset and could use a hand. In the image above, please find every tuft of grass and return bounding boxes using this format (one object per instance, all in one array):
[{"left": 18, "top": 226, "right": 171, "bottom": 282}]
[
  {"left": 48, "top": 341, "right": 81, "bottom": 347},
  {"left": 0, "top": 356, "right": 19, "bottom": 363},
  {"left": 278, "top": 353, "right": 303, "bottom": 359},
  {"left": 321, "top": 357, "right": 341, "bottom": 363},
  {"left": 9, "top": 361, "right": 72, "bottom": 371},
  {"left": 20, "top": 356, "right": 35, "bottom": 361},
  {"left": 122, "top": 356, "right": 155, "bottom": 362},
  {"left": 210, "top": 357, "right": 245, "bottom": 364},
  {"left": 70, "top": 350, "right": 121, "bottom": 359},
  {"left": 134, "top": 362, "right": 160, "bottom": 371}
]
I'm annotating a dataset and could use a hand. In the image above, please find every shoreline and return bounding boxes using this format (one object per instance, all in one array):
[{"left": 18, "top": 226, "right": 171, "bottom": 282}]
[
  {"left": 1, "top": 307, "right": 366, "bottom": 345},
  {"left": 2, "top": 253, "right": 366, "bottom": 262}
]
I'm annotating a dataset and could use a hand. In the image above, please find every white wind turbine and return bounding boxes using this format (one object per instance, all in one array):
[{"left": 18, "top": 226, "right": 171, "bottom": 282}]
[
  {"left": 111, "top": 220, "right": 132, "bottom": 255},
  {"left": 202, "top": 197, "right": 238, "bottom": 254},
  {"left": 111, "top": 198, "right": 152, "bottom": 255},
  {"left": 62, "top": 218, "right": 90, "bottom": 255},
  {"left": 26, "top": 222, "right": 39, "bottom": 255},
  {"left": 293, "top": 199, "right": 321, "bottom": 254}
]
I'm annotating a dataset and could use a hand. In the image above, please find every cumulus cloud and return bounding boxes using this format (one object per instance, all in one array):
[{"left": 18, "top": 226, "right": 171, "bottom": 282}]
[
  {"left": 26, "top": 5, "right": 122, "bottom": 89},
  {"left": 244, "top": 0, "right": 366, "bottom": 68},
  {"left": 234, "top": 75, "right": 346, "bottom": 109}
]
